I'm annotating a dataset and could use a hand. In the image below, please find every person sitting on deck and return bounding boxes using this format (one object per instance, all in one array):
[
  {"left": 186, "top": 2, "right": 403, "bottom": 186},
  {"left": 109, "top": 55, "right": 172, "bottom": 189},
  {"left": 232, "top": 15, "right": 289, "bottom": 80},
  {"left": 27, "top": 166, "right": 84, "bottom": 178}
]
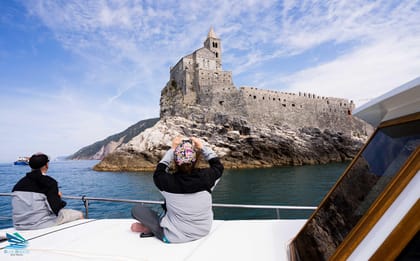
[
  {"left": 11, "top": 153, "right": 83, "bottom": 230},
  {"left": 131, "top": 136, "right": 224, "bottom": 243}
]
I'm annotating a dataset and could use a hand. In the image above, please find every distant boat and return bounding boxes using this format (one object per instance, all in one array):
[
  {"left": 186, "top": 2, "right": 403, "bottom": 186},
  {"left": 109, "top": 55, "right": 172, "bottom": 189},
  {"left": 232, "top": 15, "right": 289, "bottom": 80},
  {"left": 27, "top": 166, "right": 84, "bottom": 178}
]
[{"left": 14, "top": 157, "right": 29, "bottom": 166}]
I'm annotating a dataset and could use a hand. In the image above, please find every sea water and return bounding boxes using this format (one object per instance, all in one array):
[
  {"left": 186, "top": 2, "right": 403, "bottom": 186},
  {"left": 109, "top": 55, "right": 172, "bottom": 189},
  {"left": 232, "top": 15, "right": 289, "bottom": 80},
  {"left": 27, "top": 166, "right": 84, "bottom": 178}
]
[{"left": 0, "top": 160, "right": 347, "bottom": 229}]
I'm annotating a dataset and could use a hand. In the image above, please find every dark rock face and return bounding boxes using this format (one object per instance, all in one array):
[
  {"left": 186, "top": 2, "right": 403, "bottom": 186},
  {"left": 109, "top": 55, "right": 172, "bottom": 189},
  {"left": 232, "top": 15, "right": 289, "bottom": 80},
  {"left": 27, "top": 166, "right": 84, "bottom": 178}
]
[
  {"left": 93, "top": 116, "right": 367, "bottom": 172},
  {"left": 93, "top": 150, "right": 157, "bottom": 172}
]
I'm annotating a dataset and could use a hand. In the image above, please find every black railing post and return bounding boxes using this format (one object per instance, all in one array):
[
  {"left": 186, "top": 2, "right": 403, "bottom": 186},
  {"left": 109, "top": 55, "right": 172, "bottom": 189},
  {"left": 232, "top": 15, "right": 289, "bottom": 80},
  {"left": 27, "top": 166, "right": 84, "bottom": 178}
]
[{"left": 82, "top": 196, "right": 89, "bottom": 218}]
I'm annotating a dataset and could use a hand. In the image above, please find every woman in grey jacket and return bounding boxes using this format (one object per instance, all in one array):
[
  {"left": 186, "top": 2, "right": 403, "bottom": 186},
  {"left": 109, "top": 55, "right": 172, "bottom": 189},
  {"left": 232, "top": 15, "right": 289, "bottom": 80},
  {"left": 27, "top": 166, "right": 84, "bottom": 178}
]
[{"left": 131, "top": 136, "right": 224, "bottom": 243}]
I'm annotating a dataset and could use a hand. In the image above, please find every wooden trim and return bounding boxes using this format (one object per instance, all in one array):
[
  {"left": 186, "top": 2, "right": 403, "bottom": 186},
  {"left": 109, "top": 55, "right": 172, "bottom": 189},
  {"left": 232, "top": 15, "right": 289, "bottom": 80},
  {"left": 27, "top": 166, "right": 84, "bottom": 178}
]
[
  {"left": 330, "top": 147, "right": 420, "bottom": 260},
  {"left": 288, "top": 241, "right": 298, "bottom": 261},
  {"left": 379, "top": 111, "right": 420, "bottom": 128},
  {"left": 370, "top": 200, "right": 420, "bottom": 261}
]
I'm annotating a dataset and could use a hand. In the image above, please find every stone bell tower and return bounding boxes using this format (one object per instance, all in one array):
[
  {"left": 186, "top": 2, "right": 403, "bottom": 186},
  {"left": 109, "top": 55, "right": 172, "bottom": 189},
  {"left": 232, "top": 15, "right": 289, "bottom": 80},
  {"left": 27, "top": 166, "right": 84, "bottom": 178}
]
[{"left": 204, "top": 27, "right": 222, "bottom": 70}]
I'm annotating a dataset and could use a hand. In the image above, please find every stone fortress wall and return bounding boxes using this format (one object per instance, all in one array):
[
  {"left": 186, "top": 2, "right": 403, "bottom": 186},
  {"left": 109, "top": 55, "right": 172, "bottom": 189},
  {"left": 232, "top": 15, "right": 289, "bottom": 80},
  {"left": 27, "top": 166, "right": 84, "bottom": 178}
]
[
  {"left": 239, "top": 87, "right": 355, "bottom": 129},
  {"left": 161, "top": 28, "right": 365, "bottom": 135}
]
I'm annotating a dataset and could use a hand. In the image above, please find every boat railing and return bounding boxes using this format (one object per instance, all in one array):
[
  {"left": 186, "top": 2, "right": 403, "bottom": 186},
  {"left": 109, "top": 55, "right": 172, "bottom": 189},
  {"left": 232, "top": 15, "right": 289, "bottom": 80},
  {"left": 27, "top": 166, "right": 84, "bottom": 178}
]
[{"left": 0, "top": 193, "right": 317, "bottom": 219}]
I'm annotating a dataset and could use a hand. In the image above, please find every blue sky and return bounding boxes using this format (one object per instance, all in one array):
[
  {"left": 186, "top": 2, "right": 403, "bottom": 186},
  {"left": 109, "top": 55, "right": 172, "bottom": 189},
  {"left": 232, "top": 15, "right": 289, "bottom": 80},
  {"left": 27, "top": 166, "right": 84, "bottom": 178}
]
[{"left": 0, "top": 0, "right": 419, "bottom": 163}]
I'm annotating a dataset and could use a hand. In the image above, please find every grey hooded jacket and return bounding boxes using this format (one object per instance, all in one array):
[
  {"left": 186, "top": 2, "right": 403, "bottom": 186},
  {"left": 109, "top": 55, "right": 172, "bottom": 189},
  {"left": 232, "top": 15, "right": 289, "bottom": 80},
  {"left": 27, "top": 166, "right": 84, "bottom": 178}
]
[
  {"left": 12, "top": 191, "right": 58, "bottom": 230},
  {"left": 12, "top": 169, "right": 66, "bottom": 230},
  {"left": 154, "top": 146, "right": 224, "bottom": 243}
]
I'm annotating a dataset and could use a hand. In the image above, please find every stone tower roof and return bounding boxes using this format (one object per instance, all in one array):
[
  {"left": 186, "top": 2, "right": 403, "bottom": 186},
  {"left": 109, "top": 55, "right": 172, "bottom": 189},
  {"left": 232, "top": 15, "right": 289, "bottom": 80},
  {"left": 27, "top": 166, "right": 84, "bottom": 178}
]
[{"left": 207, "top": 27, "right": 218, "bottom": 38}]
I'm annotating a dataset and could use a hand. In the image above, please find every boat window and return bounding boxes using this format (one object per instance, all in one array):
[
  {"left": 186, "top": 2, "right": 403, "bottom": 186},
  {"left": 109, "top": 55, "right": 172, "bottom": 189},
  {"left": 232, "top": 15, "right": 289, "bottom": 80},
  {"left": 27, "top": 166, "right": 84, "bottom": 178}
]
[{"left": 290, "top": 119, "right": 420, "bottom": 260}]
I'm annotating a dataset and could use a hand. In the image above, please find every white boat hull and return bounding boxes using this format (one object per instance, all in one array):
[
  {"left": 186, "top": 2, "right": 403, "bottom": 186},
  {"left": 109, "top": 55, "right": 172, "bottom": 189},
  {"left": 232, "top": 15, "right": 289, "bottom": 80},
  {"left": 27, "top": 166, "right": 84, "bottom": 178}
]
[{"left": 1, "top": 219, "right": 306, "bottom": 261}]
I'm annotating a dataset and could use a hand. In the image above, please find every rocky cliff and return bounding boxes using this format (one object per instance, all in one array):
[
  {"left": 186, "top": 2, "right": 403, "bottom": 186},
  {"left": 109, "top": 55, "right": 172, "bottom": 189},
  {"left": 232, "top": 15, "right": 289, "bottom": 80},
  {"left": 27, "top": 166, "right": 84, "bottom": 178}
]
[
  {"left": 72, "top": 28, "right": 374, "bottom": 171},
  {"left": 68, "top": 118, "right": 159, "bottom": 160},
  {"left": 93, "top": 115, "right": 371, "bottom": 172}
]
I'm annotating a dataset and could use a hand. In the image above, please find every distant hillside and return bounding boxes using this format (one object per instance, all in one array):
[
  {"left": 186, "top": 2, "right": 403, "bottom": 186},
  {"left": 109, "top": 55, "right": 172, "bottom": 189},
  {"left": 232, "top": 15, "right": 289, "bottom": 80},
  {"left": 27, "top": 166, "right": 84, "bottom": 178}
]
[{"left": 68, "top": 118, "right": 159, "bottom": 160}]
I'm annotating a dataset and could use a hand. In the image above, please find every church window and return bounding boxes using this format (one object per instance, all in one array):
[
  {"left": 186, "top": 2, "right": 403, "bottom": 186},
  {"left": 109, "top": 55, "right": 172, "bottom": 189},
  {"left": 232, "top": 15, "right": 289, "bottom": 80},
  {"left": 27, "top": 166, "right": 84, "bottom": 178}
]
[
  {"left": 219, "top": 101, "right": 224, "bottom": 105},
  {"left": 282, "top": 104, "right": 286, "bottom": 107},
  {"left": 253, "top": 95, "right": 256, "bottom": 99},
  {"left": 292, "top": 104, "right": 296, "bottom": 107},
  {"left": 215, "top": 53, "right": 218, "bottom": 58}
]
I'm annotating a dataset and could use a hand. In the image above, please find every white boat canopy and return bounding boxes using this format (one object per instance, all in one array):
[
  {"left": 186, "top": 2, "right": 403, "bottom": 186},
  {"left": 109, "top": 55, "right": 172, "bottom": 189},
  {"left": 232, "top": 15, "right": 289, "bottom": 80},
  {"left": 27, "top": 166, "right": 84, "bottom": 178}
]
[{"left": 354, "top": 76, "right": 420, "bottom": 127}]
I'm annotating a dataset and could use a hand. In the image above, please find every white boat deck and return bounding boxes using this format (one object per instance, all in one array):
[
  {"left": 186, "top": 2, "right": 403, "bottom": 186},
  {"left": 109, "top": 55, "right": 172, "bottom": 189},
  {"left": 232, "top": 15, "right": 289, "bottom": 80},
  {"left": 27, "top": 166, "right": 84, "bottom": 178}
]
[{"left": 0, "top": 218, "right": 306, "bottom": 261}]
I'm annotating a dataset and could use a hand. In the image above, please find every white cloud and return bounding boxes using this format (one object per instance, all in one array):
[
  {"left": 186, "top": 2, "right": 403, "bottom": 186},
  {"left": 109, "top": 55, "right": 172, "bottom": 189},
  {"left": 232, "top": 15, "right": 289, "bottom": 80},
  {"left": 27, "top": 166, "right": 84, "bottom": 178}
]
[
  {"left": 226, "top": 0, "right": 420, "bottom": 75},
  {"left": 1, "top": 0, "right": 418, "bottom": 162},
  {"left": 226, "top": 0, "right": 420, "bottom": 106},
  {"left": 282, "top": 37, "right": 420, "bottom": 106},
  {"left": 0, "top": 86, "right": 131, "bottom": 160}
]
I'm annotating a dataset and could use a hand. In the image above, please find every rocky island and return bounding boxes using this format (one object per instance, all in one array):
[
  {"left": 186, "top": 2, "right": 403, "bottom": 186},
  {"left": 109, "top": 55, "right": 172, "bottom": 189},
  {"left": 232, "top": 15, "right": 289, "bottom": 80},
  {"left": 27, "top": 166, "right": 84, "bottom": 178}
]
[{"left": 69, "top": 28, "right": 372, "bottom": 171}]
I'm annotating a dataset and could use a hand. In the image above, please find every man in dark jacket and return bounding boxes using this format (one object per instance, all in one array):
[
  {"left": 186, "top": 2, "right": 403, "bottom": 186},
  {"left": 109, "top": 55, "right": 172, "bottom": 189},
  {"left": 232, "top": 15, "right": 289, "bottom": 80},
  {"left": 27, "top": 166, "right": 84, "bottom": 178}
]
[{"left": 12, "top": 153, "right": 83, "bottom": 230}]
